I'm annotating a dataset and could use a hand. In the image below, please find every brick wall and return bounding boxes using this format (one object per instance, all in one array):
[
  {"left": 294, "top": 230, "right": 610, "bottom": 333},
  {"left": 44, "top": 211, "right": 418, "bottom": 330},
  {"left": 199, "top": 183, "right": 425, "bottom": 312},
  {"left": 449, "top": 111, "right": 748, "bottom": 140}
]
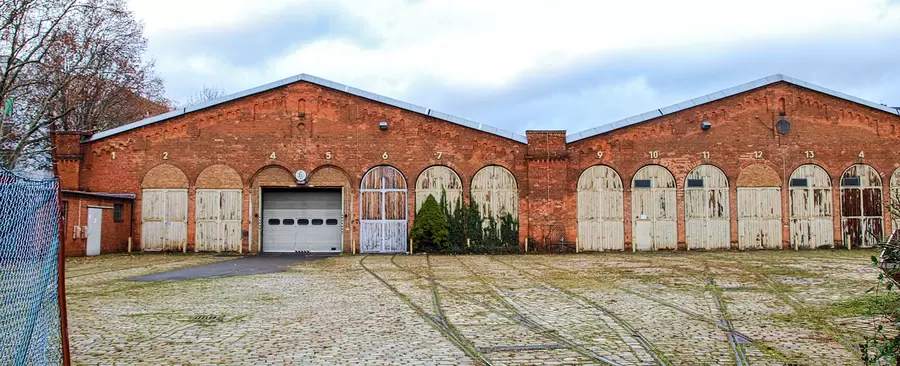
[
  {"left": 566, "top": 82, "right": 900, "bottom": 249},
  {"left": 72, "top": 81, "right": 526, "bottom": 253},
  {"left": 61, "top": 194, "right": 133, "bottom": 257},
  {"left": 56, "top": 80, "right": 900, "bottom": 254}
]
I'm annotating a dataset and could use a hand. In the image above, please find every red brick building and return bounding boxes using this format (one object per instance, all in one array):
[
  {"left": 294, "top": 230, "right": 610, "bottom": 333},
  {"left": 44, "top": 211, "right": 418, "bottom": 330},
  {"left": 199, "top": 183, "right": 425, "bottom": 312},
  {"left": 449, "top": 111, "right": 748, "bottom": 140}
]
[{"left": 52, "top": 73, "right": 900, "bottom": 256}]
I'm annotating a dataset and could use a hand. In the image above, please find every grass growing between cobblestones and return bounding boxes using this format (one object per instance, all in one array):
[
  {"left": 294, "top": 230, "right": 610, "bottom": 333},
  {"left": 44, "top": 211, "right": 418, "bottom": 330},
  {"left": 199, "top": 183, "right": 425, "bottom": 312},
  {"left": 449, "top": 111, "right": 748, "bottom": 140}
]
[{"left": 65, "top": 250, "right": 883, "bottom": 365}]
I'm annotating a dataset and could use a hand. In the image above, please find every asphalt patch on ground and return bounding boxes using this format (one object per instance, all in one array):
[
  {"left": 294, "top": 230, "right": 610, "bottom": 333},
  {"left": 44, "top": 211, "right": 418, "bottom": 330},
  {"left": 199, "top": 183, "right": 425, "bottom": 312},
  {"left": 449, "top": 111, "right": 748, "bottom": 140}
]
[{"left": 128, "top": 253, "right": 334, "bottom": 282}]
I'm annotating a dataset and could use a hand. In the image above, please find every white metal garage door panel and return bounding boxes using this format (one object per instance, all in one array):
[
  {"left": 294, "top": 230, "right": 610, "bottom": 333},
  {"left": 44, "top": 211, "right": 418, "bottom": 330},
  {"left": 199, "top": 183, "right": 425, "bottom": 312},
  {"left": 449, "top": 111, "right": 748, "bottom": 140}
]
[{"left": 262, "top": 191, "right": 342, "bottom": 253}]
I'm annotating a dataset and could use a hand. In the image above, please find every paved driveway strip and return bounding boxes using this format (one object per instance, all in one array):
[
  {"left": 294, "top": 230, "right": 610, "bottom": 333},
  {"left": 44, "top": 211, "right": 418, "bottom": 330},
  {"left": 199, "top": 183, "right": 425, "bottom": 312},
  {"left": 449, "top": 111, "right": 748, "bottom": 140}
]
[{"left": 128, "top": 253, "right": 334, "bottom": 281}]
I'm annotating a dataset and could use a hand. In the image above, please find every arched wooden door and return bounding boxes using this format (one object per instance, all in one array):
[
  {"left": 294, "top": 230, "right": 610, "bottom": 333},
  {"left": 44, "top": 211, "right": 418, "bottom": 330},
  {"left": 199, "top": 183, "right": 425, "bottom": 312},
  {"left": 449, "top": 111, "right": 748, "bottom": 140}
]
[
  {"left": 415, "top": 165, "right": 463, "bottom": 212},
  {"left": 471, "top": 166, "right": 519, "bottom": 224},
  {"left": 577, "top": 165, "right": 624, "bottom": 251},
  {"left": 841, "top": 164, "right": 883, "bottom": 248},
  {"left": 684, "top": 165, "right": 730, "bottom": 250},
  {"left": 631, "top": 165, "right": 677, "bottom": 251},
  {"left": 141, "top": 164, "right": 188, "bottom": 251},
  {"left": 789, "top": 164, "right": 833, "bottom": 249},
  {"left": 736, "top": 164, "right": 782, "bottom": 249},
  {"left": 360, "top": 166, "right": 408, "bottom": 253}
]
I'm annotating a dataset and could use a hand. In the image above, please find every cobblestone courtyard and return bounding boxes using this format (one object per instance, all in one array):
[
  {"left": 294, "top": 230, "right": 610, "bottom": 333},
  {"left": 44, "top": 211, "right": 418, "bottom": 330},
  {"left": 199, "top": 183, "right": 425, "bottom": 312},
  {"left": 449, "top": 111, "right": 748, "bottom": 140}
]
[{"left": 67, "top": 250, "right": 882, "bottom": 365}]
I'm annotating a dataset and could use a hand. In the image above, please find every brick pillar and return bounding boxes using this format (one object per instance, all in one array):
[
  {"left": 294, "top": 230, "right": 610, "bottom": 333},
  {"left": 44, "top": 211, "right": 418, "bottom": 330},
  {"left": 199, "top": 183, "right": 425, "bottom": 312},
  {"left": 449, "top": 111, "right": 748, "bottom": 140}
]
[
  {"left": 525, "top": 130, "right": 569, "bottom": 250},
  {"left": 51, "top": 132, "right": 88, "bottom": 190}
]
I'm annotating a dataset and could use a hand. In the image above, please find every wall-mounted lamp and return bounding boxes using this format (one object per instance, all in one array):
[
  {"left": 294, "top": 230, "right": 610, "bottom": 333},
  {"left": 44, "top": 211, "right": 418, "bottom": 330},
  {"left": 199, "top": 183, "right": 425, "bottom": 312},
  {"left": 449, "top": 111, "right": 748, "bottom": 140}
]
[
  {"left": 701, "top": 121, "right": 712, "bottom": 130},
  {"left": 379, "top": 121, "right": 388, "bottom": 130}
]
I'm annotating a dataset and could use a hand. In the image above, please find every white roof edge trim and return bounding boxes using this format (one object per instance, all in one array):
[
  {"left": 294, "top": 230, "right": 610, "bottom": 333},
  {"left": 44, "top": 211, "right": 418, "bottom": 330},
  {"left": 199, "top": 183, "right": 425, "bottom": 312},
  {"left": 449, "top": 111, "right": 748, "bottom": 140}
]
[
  {"left": 88, "top": 73, "right": 528, "bottom": 144},
  {"left": 566, "top": 73, "right": 900, "bottom": 143}
]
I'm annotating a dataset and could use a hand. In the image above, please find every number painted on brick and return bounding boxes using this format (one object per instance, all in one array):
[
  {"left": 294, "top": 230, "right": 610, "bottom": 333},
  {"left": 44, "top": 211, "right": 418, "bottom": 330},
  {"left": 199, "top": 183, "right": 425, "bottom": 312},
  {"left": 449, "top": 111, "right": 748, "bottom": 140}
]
[
  {"left": 325, "top": 152, "right": 332, "bottom": 160},
  {"left": 435, "top": 152, "right": 443, "bottom": 159},
  {"left": 162, "top": 152, "right": 168, "bottom": 160},
  {"left": 701, "top": 151, "right": 710, "bottom": 159},
  {"left": 754, "top": 151, "right": 763, "bottom": 159},
  {"left": 382, "top": 152, "right": 388, "bottom": 160},
  {"left": 805, "top": 150, "right": 815, "bottom": 159},
  {"left": 597, "top": 151, "right": 604, "bottom": 159},
  {"left": 269, "top": 152, "right": 276, "bottom": 160},
  {"left": 111, "top": 152, "right": 116, "bottom": 160},
  {"left": 648, "top": 151, "right": 659, "bottom": 159},
  {"left": 858, "top": 151, "right": 865, "bottom": 159}
]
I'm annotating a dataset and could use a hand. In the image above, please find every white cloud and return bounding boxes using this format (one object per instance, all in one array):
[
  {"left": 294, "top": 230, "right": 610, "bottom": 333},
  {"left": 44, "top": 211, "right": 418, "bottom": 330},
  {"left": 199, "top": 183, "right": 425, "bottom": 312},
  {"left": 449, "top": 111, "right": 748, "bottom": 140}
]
[{"left": 128, "top": 0, "right": 900, "bottom": 130}]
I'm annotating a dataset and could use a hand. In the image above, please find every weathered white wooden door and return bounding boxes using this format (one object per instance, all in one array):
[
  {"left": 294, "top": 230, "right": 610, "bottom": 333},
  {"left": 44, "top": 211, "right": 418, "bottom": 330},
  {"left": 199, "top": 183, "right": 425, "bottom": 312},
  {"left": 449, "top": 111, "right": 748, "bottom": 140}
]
[
  {"left": 577, "top": 165, "right": 624, "bottom": 251},
  {"left": 789, "top": 165, "right": 833, "bottom": 249},
  {"left": 86, "top": 207, "right": 102, "bottom": 256},
  {"left": 684, "top": 165, "right": 730, "bottom": 250},
  {"left": 840, "top": 164, "right": 883, "bottom": 248},
  {"left": 415, "top": 165, "right": 462, "bottom": 212},
  {"left": 360, "top": 166, "right": 408, "bottom": 253},
  {"left": 631, "top": 165, "right": 677, "bottom": 250},
  {"left": 737, "top": 187, "right": 782, "bottom": 249},
  {"left": 141, "top": 189, "right": 188, "bottom": 251},
  {"left": 195, "top": 189, "right": 242, "bottom": 252},
  {"left": 471, "top": 165, "right": 519, "bottom": 226}
]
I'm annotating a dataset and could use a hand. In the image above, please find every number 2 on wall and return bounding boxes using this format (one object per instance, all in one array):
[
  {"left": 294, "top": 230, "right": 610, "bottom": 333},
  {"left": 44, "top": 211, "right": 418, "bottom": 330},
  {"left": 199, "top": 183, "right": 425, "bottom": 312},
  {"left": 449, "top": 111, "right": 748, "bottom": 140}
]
[{"left": 162, "top": 152, "right": 168, "bottom": 160}]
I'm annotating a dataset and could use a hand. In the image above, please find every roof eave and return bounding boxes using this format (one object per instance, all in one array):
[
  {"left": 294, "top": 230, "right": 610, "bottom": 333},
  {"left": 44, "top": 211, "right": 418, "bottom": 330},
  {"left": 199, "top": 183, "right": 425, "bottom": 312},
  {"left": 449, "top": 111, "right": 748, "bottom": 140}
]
[
  {"left": 566, "top": 74, "right": 900, "bottom": 143},
  {"left": 86, "top": 73, "right": 527, "bottom": 144}
]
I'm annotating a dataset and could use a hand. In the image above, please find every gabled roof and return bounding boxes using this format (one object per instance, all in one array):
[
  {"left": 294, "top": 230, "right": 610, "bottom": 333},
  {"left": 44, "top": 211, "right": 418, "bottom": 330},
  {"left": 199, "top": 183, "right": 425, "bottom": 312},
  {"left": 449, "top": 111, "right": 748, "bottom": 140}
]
[
  {"left": 88, "top": 73, "right": 528, "bottom": 143},
  {"left": 566, "top": 74, "right": 900, "bottom": 143}
]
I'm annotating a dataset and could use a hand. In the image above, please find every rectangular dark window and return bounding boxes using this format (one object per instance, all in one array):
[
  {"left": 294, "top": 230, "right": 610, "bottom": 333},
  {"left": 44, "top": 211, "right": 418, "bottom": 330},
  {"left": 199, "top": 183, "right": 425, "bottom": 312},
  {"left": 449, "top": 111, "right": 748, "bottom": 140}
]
[
  {"left": 312, "top": 219, "right": 324, "bottom": 225},
  {"left": 686, "top": 179, "right": 704, "bottom": 188},
  {"left": 298, "top": 219, "right": 310, "bottom": 225},
  {"left": 790, "top": 178, "right": 808, "bottom": 187},
  {"left": 267, "top": 219, "right": 280, "bottom": 225},
  {"left": 326, "top": 219, "right": 338, "bottom": 225},
  {"left": 634, "top": 179, "right": 652, "bottom": 189},
  {"left": 842, "top": 177, "right": 861, "bottom": 187},
  {"left": 113, "top": 203, "right": 124, "bottom": 222},
  {"left": 282, "top": 219, "right": 295, "bottom": 225}
]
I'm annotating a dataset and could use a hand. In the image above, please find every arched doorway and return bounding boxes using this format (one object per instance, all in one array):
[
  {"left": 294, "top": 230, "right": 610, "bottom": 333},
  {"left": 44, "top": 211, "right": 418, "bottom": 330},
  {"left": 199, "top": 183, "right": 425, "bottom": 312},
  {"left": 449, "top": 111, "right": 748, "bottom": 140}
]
[
  {"left": 141, "top": 164, "right": 188, "bottom": 251},
  {"left": 684, "top": 164, "right": 730, "bottom": 250},
  {"left": 415, "top": 165, "right": 463, "bottom": 212},
  {"left": 736, "top": 164, "right": 782, "bottom": 249},
  {"left": 631, "top": 165, "right": 677, "bottom": 251},
  {"left": 194, "top": 165, "right": 243, "bottom": 252},
  {"left": 576, "top": 165, "right": 624, "bottom": 251},
  {"left": 360, "top": 166, "right": 408, "bottom": 253},
  {"left": 840, "top": 164, "right": 883, "bottom": 248},
  {"left": 789, "top": 164, "right": 834, "bottom": 249}
]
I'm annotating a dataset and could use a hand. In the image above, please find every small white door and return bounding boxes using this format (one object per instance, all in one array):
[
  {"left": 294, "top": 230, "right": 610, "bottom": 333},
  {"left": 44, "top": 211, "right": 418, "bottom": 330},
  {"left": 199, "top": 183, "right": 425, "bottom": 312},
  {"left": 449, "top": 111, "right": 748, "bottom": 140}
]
[{"left": 87, "top": 208, "right": 102, "bottom": 256}]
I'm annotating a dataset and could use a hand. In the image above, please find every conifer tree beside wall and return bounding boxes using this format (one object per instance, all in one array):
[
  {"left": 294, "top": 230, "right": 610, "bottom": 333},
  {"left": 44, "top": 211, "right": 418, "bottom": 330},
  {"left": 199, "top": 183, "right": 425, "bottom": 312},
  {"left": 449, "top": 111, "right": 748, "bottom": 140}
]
[{"left": 411, "top": 194, "right": 450, "bottom": 251}]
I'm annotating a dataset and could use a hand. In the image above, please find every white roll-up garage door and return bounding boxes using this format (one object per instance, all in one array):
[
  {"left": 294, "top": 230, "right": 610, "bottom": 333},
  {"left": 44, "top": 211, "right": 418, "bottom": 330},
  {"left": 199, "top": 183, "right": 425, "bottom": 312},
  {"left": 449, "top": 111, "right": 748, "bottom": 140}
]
[{"left": 262, "top": 190, "right": 342, "bottom": 253}]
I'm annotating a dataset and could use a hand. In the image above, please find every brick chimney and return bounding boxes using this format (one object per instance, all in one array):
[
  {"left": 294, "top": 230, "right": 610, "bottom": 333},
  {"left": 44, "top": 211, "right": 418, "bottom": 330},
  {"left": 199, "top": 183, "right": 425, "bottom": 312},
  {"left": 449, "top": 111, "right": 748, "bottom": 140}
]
[
  {"left": 51, "top": 132, "right": 88, "bottom": 190},
  {"left": 525, "top": 130, "right": 569, "bottom": 249}
]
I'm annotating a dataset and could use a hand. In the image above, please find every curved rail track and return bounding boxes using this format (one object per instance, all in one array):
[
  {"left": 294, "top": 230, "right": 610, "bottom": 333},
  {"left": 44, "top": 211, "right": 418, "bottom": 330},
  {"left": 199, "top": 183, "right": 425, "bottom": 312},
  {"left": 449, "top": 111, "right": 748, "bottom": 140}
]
[
  {"left": 358, "top": 255, "right": 491, "bottom": 365},
  {"left": 484, "top": 256, "right": 670, "bottom": 366}
]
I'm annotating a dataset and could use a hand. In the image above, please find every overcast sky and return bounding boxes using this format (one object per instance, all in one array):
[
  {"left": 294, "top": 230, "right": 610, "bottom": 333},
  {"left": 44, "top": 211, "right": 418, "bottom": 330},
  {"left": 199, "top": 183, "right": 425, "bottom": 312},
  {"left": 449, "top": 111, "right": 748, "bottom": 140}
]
[{"left": 128, "top": 0, "right": 900, "bottom": 135}]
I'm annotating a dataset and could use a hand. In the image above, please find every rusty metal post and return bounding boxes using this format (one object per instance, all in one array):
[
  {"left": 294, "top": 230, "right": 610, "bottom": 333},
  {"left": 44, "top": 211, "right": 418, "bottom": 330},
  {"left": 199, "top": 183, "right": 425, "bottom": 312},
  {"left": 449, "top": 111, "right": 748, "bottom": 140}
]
[
  {"left": 409, "top": 238, "right": 413, "bottom": 255},
  {"left": 53, "top": 155, "right": 72, "bottom": 366},
  {"left": 127, "top": 237, "right": 132, "bottom": 253},
  {"left": 525, "top": 238, "right": 528, "bottom": 253}
]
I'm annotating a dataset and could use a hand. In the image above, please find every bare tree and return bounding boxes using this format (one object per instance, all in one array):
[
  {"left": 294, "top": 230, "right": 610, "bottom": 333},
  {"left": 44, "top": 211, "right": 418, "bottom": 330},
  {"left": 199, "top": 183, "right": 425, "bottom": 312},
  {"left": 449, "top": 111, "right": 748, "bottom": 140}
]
[
  {"left": 183, "top": 85, "right": 225, "bottom": 107},
  {"left": 0, "top": 0, "right": 167, "bottom": 172}
]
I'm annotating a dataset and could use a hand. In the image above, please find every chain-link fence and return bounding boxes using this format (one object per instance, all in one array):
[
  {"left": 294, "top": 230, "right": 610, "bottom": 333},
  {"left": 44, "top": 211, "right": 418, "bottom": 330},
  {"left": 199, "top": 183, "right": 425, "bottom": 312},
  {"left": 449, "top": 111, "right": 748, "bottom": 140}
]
[{"left": 0, "top": 167, "right": 63, "bottom": 365}]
